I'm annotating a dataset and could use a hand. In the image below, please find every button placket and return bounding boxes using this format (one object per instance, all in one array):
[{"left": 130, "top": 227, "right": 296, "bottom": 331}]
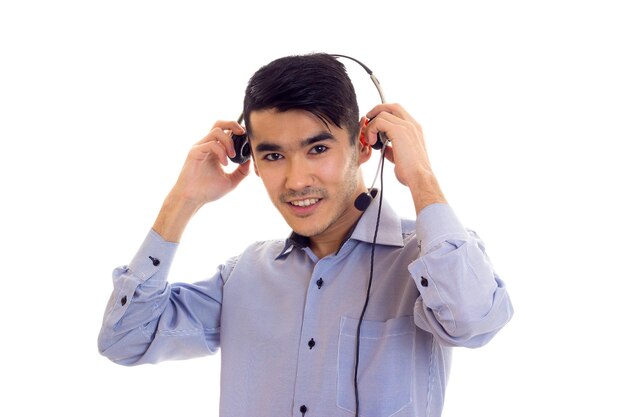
[{"left": 293, "top": 261, "right": 331, "bottom": 414}]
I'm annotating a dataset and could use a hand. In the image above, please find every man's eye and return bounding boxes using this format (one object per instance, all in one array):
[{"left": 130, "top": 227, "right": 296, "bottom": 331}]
[
  {"left": 263, "top": 153, "right": 283, "bottom": 161},
  {"left": 310, "top": 145, "right": 328, "bottom": 154}
]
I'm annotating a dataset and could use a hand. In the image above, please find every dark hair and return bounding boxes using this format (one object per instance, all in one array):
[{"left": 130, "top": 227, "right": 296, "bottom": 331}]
[{"left": 243, "top": 53, "right": 359, "bottom": 143}]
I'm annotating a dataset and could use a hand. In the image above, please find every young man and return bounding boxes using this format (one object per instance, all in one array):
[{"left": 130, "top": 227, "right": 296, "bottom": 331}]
[{"left": 98, "top": 53, "right": 513, "bottom": 417}]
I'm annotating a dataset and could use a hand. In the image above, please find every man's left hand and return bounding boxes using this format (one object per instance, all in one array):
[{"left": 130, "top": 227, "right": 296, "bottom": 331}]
[{"left": 363, "top": 103, "right": 447, "bottom": 214}]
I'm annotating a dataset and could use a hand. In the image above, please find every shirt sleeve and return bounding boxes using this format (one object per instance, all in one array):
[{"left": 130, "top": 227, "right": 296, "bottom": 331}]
[
  {"left": 409, "top": 204, "right": 513, "bottom": 348},
  {"left": 98, "top": 229, "right": 229, "bottom": 365}
]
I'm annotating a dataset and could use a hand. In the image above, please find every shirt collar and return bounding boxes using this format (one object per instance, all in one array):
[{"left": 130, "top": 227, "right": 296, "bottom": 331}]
[{"left": 276, "top": 192, "right": 405, "bottom": 259}]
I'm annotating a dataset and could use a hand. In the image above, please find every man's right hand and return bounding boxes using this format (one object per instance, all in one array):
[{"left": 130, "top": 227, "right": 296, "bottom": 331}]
[{"left": 152, "top": 120, "right": 251, "bottom": 242}]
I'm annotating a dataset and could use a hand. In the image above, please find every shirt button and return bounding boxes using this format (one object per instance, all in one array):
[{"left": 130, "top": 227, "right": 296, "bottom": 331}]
[
  {"left": 149, "top": 256, "right": 160, "bottom": 266},
  {"left": 300, "top": 404, "right": 308, "bottom": 415},
  {"left": 316, "top": 278, "right": 324, "bottom": 289},
  {"left": 420, "top": 276, "right": 429, "bottom": 287},
  {"left": 308, "top": 338, "right": 316, "bottom": 349},
  {"left": 120, "top": 295, "right": 127, "bottom": 306}
]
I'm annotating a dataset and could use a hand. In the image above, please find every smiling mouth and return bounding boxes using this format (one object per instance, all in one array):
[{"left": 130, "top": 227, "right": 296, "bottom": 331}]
[{"left": 289, "top": 198, "right": 321, "bottom": 207}]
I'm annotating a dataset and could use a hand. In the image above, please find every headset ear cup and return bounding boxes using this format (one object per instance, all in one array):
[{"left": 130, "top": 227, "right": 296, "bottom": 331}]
[
  {"left": 230, "top": 134, "right": 251, "bottom": 164},
  {"left": 372, "top": 132, "right": 385, "bottom": 150}
]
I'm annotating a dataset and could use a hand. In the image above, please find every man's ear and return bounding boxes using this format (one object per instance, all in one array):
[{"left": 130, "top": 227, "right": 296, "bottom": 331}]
[
  {"left": 357, "top": 117, "right": 373, "bottom": 164},
  {"left": 358, "top": 117, "right": 369, "bottom": 147},
  {"left": 358, "top": 140, "right": 373, "bottom": 165}
]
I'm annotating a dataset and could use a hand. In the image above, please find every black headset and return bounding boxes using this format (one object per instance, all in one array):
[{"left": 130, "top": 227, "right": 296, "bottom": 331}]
[{"left": 230, "top": 54, "right": 390, "bottom": 417}]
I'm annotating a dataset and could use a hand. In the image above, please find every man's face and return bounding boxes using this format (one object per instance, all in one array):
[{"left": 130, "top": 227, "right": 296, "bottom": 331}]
[{"left": 249, "top": 109, "right": 370, "bottom": 239}]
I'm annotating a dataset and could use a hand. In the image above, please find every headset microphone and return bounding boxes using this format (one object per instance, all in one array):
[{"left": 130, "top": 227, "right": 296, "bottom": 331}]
[{"left": 354, "top": 188, "right": 378, "bottom": 211}]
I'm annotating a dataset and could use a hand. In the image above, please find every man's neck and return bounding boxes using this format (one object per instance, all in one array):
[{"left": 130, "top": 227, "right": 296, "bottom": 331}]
[{"left": 308, "top": 203, "right": 363, "bottom": 259}]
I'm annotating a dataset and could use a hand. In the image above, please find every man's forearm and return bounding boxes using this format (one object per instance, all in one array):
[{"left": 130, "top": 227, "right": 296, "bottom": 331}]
[
  {"left": 408, "top": 173, "right": 447, "bottom": 216},
  {"left": 152, "top": 194, "right": 202, "bottom": 243}
]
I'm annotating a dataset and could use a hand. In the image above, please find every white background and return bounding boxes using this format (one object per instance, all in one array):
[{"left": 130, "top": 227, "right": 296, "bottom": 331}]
[{"left": 1, "top": 1, "right": 624, "bottom": 416}]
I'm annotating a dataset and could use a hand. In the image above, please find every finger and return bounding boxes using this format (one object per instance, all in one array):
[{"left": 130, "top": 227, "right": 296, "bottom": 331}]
[
  {"left": 211, "top": 120, "right": 246, "bottom": 135},
  {"left": 366, "top": 103, "right": 410, "bottom": 120},
  {"left": 197, "top": 119, "right": 246, "bottom": 147},
  {"left": 383, "top": 144, "right": 395, "bottom": 164},
  {"left": 227, "top": 159, "right": 251, "bottom": 186},
  {"left": 192, "top": 140, "right": 230, "bottom": 166},
  {"left": 367, "top": 109, "right": 411, "bottom": 129},
  {"left": 197, "top": 127, "right": 237, "bottom": 158},
  {"left": 207, "top": 141, "right": 230, "bottom": 166},
  {"left": 364, "top": 113, "right": 411, "bottom": 146}
]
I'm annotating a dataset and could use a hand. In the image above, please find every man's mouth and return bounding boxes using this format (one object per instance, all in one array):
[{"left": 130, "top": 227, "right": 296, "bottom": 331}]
[{"left": 289, "top": 198, "right": 321, "bottom": 207}]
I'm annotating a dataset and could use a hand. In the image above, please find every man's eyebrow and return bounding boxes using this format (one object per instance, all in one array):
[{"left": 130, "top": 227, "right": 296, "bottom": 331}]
[
  {"left": 254, "top": 142, "right": 282, "bottom": 153},
  {"left": 300, "top": 132, "right": 336, "bottom": 147},
  {"left": 254, "top": 132, "right": 336, "bottom": 153}
]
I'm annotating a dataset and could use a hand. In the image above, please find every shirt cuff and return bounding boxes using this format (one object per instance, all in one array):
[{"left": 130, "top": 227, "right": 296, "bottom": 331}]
[
  {"left": 127, "top": 229, "right": 179, "bottom": 283},
  {"left": 415, "top": 203, "right": 469, "bottom": 254}
]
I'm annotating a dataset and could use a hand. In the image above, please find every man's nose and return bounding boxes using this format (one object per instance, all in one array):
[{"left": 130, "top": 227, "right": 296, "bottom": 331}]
[{"left": 284, "top": 157, "right": 315, "bottom": 191}]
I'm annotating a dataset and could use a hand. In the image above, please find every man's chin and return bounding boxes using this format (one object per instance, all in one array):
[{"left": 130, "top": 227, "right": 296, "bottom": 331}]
[
  {"left": 277, "top": 202, "right": 325, "bottom": 233},
  {"left": 286, "top": 220, "right": 327, "bottom": 238}
]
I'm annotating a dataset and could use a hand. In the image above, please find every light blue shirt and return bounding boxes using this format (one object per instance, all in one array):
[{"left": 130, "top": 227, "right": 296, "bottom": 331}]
[{"left": 98, "top": 200, "right": 513, "bottom": 417}]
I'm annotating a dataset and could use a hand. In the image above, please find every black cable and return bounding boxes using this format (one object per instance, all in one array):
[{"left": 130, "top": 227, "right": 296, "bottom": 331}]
[{"left": 354, "top": 152, "right": 386, "bottom": 417}]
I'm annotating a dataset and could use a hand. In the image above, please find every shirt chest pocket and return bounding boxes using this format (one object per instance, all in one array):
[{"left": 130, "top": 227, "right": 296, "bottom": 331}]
[{"left": 337, "top": 315, "right": 415, "bottom": 417}]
